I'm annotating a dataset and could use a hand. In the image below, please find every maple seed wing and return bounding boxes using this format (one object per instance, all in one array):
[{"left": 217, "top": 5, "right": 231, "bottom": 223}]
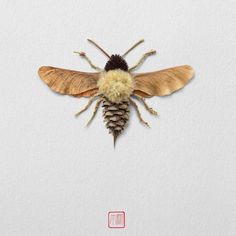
[
  {"left": 38, "top": 66, "right": 100, "bottom": 96},
  {"left": 133, "top": 65, "right": 194, "bottom": 97}
]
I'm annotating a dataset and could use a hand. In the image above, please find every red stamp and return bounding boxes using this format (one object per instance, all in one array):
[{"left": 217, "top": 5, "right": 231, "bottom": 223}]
[{"left": 108, "top": 211, "right": 125, "bottom": 228}]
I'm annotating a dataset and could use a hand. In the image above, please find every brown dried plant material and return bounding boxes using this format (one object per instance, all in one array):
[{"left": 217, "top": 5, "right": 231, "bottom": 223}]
[{"left": 38, "top": 39, "right": 194, "bottom": 146}]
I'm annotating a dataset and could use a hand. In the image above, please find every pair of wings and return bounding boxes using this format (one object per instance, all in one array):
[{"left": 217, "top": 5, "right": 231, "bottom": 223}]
[{"left": 38, "top": 65, "right": 194, "bottom": 98}]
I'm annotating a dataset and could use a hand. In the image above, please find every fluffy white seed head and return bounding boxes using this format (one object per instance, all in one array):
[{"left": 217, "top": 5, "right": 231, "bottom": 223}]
[{"left": 98, "top": 69, "right": 134, "bottom": 103}]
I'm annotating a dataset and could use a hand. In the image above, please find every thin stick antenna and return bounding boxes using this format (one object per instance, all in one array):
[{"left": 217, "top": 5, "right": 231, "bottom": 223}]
[
  {"left": 122, "top": 39, "right": 145, "bottom": 57},
  {"left": 87, "top": 39, "right": 111, "bottom": 59}
]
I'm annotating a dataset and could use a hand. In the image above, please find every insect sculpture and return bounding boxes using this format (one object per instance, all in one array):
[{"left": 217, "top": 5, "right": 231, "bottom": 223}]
[{"left": 38, "top": 39, "right": 194, "bottom": 145}]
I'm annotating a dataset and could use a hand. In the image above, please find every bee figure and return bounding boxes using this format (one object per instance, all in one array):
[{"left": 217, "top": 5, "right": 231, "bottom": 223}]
[{"left": 38, "top": 39, "right": 194, "bottom": 145}]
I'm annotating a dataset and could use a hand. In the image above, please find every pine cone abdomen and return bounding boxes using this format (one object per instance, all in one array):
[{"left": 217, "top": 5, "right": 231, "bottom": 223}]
[{"left": 102, "top": 97, "right": 130, "bottom": 145}]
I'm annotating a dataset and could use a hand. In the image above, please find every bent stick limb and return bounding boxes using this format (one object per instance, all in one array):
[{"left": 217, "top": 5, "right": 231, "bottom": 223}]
[
  {"left": 86, "top": 97, "right": 103, "bottom": 126},
  {"left": 132, "top": 95, "right": 158, "bottom": 116},
  {"left": 129, "top": 98, "right": 150, "bottom": 127},
  {"left": 75, "top": 94, "right": 101, "bottom": 117}
]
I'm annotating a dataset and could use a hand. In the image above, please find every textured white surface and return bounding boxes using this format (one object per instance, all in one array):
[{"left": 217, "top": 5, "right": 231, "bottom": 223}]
[{"left": 0, "top": 0, "right": 236, "bottom": 235}]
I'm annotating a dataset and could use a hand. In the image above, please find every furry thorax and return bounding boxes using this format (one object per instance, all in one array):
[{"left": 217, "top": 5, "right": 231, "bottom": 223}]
[{"left": 98, "top": 69, "right": 134, "bottom": 103}]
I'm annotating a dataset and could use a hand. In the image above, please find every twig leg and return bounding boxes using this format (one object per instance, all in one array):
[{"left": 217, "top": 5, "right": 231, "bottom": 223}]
[
  {"left": 74, "top": 51, "right": 102, "bottom": 71},
  {"left": 75, "top": 94, "right": 100, "bottom": 117},
  {"left": 129, "top": 49, "right": 156, "bottom": 72},
  {"left": 133, "top": 95, "right": 158, "bottom": 116},
  {"left": 86, "top": 98, "right": 102, "bottom": 126},
  {"left": 129, "top": 98, "right": 150, "bottom": 127}
]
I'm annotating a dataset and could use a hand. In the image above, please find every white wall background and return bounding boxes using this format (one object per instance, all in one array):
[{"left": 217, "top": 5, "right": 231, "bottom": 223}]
[{"left": 0, "top": 0, "right": 236, "bottom": 235}]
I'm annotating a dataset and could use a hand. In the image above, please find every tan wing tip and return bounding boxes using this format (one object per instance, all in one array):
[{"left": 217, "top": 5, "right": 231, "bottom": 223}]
[
  {"left": 38, "top": 66, "right": 47, "bottom": 76},
  {"left": 183, "top": 65, "right": 195, "bottom": 77},
  {"left": 38, "top": 66, "right": 54, "bottom": 77}
]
